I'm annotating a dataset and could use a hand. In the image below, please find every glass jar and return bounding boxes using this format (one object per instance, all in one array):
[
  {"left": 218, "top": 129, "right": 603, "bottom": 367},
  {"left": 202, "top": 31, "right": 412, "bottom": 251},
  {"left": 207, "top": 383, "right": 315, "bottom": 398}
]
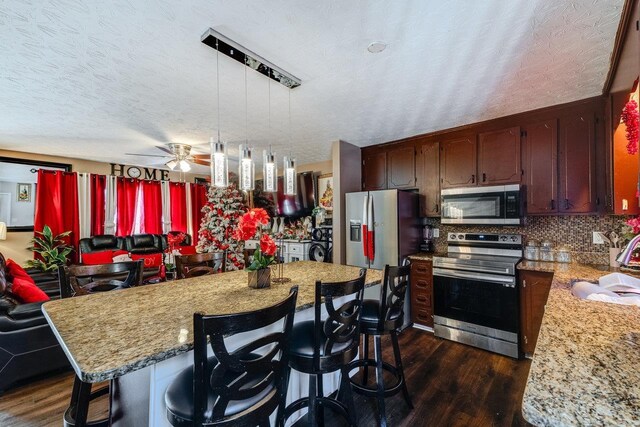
[
  {"left": 525, "top": 240, "right": 540, "bottom": 261},
  {"left": 556, "top": 246, "right": 571, "bottom": 263},
  {"left": 540, "top": 240, "right": 554, "bottom": 262}
]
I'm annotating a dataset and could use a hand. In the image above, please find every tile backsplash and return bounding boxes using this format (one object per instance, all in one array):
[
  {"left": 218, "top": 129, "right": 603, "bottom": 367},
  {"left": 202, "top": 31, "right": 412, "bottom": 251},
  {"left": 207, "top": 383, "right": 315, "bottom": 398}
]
[{"left": 424, "top": 215, "right": 632, "bottom": 265}]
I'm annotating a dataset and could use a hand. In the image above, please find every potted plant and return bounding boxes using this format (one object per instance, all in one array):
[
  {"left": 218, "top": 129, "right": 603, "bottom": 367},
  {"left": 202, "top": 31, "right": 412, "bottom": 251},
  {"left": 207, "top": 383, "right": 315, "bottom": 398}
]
[
  {"left": 26, "top": 225, "right": 73, "bottom": 272},
  {"left": 233, "top": 208, "right": 277, "bottom": 288}
]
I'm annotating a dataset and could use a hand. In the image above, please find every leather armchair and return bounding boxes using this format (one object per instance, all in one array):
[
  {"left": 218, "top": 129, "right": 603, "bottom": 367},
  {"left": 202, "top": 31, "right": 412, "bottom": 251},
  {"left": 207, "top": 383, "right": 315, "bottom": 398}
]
[
  {"left": 0, "top": 253, "right": 68, "bottom": 392},
  {"left": 79, "top": 235, "right": 125, "bottom": 255},
  {"left": 125, "top": 234, "right": 164, "bottom": 254}
]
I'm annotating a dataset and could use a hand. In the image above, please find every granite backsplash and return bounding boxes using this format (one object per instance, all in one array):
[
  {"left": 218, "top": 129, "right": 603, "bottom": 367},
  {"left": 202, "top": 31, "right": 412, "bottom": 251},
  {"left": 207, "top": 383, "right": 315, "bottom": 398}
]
[{"left": 423, "top": 215, "right": 632, "bottom": 265}]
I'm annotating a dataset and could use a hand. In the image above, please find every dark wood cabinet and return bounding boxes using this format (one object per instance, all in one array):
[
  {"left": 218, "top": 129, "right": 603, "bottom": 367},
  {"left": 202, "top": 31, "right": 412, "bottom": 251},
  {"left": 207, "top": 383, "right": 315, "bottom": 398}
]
[
  {"left": 558, "top": 111, "right": 598, "bottom": 213},
  {"left": 410, "top": 259, "right": 433, "bottom": 328},
  {"left": 387, "top": 144, "right": 416, "bottom": 189},
  {"left": 416, "top": 140, "right": 440, "bottom": 216},
  {"left": 519, "top": 270, "right": 553, "bottom": 355},
  {"left": 362, "top": 148, "right": 387, "bottom": 191},
  {"left": 524, "top": 120, "right": 558, "bottom": 214},
  {"left": 478, "top": 127, "right": 522, "bottom": 185},
  {"left": 440, "top": 136, "right": 476, "bottom": 188}
]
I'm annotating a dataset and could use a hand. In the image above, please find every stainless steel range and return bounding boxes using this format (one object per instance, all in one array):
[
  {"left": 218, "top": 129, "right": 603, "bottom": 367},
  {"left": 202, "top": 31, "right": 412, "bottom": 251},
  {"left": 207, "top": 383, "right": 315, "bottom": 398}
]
[{"left": 433, "top": 232, "right": 523, "bottom": 358}]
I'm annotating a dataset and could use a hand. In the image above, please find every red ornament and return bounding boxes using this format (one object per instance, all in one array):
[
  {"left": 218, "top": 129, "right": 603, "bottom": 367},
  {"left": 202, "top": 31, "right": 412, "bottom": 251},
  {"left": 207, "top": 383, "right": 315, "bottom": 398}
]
[{"left": 622, "top": 100, "right": 639, "bottom": 155}]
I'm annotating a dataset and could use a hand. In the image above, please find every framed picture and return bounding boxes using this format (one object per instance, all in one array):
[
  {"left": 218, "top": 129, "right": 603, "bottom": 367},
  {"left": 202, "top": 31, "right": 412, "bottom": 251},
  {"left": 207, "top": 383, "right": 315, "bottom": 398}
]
[
  {"left": 317, "top": 173, "right": 333, "bottom": 212},
  {"left": 16, "top": 183, "right": 31, "bottom": 202}
]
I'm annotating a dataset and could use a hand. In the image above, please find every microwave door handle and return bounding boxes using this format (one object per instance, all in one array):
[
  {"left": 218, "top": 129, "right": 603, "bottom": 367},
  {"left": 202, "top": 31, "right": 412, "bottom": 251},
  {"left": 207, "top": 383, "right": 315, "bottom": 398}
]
[{"left": 433, "top": 268, "right": 515, "bottom": 284}]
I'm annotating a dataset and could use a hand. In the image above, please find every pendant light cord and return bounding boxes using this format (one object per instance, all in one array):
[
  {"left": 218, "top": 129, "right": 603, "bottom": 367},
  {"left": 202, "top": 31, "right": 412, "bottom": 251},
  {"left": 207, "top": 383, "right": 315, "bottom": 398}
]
[
  {"left": 216, "top": 39, "right": 221, "bottom": 143},
  {"left": 245, "top": 57, "right": 248, "bottom": 144}
]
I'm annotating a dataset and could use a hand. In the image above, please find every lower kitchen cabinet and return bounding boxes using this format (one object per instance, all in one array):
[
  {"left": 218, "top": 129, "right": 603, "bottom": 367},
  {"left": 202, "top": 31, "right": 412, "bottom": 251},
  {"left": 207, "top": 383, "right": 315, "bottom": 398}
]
[
  {"left": 410, "top": 259, "right": 434, "bottom": 328},
  {"left": 519, "top": 269, "right": 554, "bottom": 355}
]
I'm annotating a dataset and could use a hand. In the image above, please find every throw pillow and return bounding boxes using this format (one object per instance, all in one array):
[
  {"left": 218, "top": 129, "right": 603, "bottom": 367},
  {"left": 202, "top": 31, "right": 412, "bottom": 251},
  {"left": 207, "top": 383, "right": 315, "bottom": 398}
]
[
  {"left": 5, "top": 259, "right": 34, "bottom": 283},
  {"left": 112, "top": 250, "right": 132, "bottom": 263},
  {"left": 11, "top": 277, "right": 50, "bottom": 303},
  {"left": 175, "top": 246, "right": 197, "bottom": 255},
  {"left": 131, "top": 253, "right": 163, "bottom": 268},
  {"left": 82, "top": 250, "right": 114, "bottom": 265}
]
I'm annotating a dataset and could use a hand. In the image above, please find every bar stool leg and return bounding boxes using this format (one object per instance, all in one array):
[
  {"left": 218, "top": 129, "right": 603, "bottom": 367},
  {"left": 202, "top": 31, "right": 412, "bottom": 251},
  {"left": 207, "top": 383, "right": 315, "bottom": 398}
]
[
  {"left": 391, "top": 331, "right": 413, "bottom": 409},
  {"left": 374, "top": 335, "right": 388, "bottom": 427},
  {"left": 308, "top": 374, "right": 317, "bottom": 426},
  {"left": 362, "top": 332, "right": 370, "bottom": 385},
  {"left": 317, "top": 373, "right": 325, "bottom": 427},
  {"left": 340, "top": 365, "right": 358, "bottom": 427}
]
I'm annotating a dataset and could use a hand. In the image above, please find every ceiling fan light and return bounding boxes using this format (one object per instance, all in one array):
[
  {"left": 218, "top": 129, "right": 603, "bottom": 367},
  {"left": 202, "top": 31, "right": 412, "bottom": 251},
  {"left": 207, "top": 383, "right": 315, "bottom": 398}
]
[
  {"left": 284, "top": 156, "right": 297, "bottom": 196},
  {"left": 210, "top": 137, "right": 229, "bottom": 188},
  {"left": 238, "top": 144, "right": 255, "bottom": 191},
  {"left": 179, "top": 159, "right": 191, "bottom": 172},
  {"left": 263, "top": 149, "right": 278, "bottom": 193},
  {"left": 166, "top": 159, "right": 178, "bottom": 170}
]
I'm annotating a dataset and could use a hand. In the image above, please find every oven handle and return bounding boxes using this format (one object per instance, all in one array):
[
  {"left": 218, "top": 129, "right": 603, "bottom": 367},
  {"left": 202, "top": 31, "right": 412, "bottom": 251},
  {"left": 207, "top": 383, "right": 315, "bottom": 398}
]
[{"left": 433, "top": 268, "right": 516, "bottom": 286}]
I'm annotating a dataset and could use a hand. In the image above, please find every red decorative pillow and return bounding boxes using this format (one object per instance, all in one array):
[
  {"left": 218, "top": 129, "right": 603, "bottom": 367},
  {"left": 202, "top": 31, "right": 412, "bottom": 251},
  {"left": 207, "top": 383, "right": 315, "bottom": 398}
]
[
  {"left": 11, "top": 277, "right": 50, "bottom": 303},
  {"left": 176, "top": 246, "right": 197, "bottom": 255},
  {"left": 6, "top": 259, "right": 34, "bottom": 283},
  {"left": 82, "top": 250, "right": 114, "bottom": 265},
  {"left": 131, "top": 253, "right": 163, "bottom": 268}
]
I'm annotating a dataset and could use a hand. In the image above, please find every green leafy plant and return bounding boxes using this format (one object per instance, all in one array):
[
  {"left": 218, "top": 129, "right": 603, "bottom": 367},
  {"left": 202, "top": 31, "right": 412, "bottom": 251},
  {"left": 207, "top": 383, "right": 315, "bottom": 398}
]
[{"left": 26, "top": 225, "right": 73, "bottom": 272}]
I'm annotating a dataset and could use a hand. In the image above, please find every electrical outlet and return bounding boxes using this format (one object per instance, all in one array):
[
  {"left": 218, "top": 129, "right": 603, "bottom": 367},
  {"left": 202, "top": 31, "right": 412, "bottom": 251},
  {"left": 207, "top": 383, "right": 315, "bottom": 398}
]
[
  {"left": 433, "top": 228, "right": 440, "bottom": 238},
  {"left": 593, "top": 232, "right": 604, "bottom": 244}
]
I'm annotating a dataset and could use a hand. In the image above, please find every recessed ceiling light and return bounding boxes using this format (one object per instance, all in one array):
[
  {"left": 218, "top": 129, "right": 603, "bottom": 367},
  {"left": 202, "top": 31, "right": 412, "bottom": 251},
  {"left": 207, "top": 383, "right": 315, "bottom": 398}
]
[{"left": 367, "top": 41, "right": 387, "bottom": 53}]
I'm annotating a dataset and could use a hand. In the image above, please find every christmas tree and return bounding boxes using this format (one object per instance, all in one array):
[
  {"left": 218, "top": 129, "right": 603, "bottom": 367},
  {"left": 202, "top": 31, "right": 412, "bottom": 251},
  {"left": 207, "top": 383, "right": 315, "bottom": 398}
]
[{"left": 196, "top": 182, "right": 248, "bottom": 271}]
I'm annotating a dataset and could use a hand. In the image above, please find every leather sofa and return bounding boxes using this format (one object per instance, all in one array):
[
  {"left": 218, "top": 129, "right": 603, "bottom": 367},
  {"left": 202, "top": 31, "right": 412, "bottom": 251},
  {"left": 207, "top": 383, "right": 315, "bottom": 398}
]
[
  {"left": 0, "top": 253, "right": 69, "bottom": 392},
  {"left": 79, "top": 232, "right": 192, "bottom": 258},
  {"left": 78, "top": 234, "right": 126, "bottom": 255}
]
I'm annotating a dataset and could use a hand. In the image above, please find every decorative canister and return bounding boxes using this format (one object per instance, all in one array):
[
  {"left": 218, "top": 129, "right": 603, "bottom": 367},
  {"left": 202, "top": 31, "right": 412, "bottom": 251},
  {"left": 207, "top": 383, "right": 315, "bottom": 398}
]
[
  {"left": 556, "top": 246, "right": 571, "bottom": 263},
  {"left": 540, "top": 240, "right": 554, "bottom": 262},
  {"left": 525, "top": 240, "right": 540, "bottom": 261}
]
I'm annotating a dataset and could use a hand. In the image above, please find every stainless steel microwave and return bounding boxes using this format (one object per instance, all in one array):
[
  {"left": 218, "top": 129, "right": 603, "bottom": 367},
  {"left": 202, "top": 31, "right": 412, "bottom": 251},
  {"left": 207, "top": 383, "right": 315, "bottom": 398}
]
[{"left": 441, "top": 185, "right": 523, "bottom": 225}]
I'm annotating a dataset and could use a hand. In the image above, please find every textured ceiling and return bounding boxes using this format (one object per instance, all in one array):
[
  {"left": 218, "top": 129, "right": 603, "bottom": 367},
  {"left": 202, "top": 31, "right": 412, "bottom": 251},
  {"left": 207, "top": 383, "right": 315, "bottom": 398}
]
[{"left": 0, "top": 0, "right": 624, "bottom": 172}]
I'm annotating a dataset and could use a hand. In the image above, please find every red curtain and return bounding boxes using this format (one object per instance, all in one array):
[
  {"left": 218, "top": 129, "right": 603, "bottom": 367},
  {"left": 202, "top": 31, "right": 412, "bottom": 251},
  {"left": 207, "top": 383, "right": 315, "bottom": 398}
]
[
  {"left": 116, "top": 177, "right": 139, "bottom": 236},
  {"left": 190, "top": 183, "right": 208, "bottom": 240},
  {"left": 34, "top": 170, "right": 80, "bottom": 263},
  {"left": 91, "top": 174, "right": 106, "bottom": 236},
  {"left": 169, "top": 182, "right": 187, "bottom": 233},
  {"left": 140, "top": 180, "right": 162, "bottom": 234}
]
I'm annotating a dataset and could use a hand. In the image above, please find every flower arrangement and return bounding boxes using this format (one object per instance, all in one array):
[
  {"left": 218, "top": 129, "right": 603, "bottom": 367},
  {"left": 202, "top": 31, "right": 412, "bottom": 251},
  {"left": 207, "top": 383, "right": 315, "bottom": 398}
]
[
  {"left": 233, "top": 208, "right": 277, "bottom": 271},
  {"left": 622, "top": 99, "right": 639, "bottom": 155}
]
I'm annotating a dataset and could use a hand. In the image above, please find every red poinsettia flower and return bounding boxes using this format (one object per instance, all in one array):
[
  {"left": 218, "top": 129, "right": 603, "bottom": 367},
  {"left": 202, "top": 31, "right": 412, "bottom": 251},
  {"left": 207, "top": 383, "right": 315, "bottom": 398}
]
[{"left": 260, "top": 234, "right": 277, "bottom": 256}]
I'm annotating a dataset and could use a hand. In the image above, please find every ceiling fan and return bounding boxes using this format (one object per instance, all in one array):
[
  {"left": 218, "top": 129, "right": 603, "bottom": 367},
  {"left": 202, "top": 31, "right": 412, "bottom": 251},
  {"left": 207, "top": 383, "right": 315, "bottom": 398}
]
[{"left": 125, "top": 143, "right": 210, "bottom": 172}]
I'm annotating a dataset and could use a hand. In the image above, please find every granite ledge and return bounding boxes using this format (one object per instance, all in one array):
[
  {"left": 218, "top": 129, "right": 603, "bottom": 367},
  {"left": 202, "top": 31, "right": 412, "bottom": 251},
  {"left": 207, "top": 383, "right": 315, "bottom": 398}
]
[{"left": 521, "top": 262, "right": 640, "bottom": 426}]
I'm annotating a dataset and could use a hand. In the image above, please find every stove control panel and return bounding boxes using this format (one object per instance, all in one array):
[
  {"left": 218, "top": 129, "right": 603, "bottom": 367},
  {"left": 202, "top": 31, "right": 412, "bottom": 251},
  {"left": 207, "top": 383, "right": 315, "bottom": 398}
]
[{"left": 447, "top": 233, "right": 522, "bottom": 245}]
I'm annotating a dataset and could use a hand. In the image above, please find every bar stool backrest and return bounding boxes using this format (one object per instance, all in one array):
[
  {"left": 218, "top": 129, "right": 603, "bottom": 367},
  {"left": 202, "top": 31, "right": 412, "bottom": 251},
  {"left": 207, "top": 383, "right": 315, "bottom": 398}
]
[
  {"left": 193, "top": 286, "right": 298, "bottom": 425},
  {"left": 175, "top": 251, "right": 226, "bottom": 279},
  {"left": 314, "top": 268, "right": 366, "bottom": 370},
  {"left": 58, "top": 260, "right": 144, "bottom": 298},
  {"left": 379, "top": 262, "right": 411, "bottom": 330}
]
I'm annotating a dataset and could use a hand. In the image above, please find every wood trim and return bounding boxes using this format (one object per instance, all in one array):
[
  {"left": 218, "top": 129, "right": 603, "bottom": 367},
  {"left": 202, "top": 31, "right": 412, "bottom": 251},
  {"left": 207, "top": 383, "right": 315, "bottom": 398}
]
[{"left": 602, "top": 0, "right": 637, "bottom": 94}]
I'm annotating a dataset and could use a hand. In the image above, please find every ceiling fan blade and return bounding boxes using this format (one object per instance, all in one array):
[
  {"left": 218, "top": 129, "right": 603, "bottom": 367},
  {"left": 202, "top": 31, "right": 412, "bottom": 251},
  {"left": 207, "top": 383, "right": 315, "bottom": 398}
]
[
  {"left": 125, "top": 153, "right": 170, "bottom": 158},
  {"left": 191, "top": 158, "right": 211, "bottom": 166},
  {"left": 191, "top": 154, "right": 211, "bottom": 159},
  {"left": 156, "top": 146, "right": 174, "bottom": 154}
]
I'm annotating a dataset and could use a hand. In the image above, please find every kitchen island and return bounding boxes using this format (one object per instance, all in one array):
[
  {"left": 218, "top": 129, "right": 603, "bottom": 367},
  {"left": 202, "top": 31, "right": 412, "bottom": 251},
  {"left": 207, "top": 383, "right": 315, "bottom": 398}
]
[
  {"left": 42, "top": 261, "right": 382, "bottom": 426},
  {"left": 520, "top": 261, "right": 640, "bottom": 426}
]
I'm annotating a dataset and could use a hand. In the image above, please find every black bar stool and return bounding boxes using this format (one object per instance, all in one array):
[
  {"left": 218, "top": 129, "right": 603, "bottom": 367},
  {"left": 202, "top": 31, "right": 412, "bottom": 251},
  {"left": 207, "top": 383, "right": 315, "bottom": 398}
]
[
  {"left": 349, "top": 263, "right": 413, "bottom": 427},
  {"left": 58, "top": 261, "right": 144, "bottom": 427},
  {"left": 165, "top": 286, "right": 298, "bottom": 426},
  {"left": 283, "top": 269, "right": 366, "bottom": 427}
]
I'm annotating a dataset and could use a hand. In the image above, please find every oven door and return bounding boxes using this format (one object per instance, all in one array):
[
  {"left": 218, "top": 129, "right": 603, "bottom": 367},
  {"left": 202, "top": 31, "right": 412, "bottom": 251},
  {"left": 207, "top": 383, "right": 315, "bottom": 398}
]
[{"left": 433, "top": 268, "right": 518, "bottom": 333}]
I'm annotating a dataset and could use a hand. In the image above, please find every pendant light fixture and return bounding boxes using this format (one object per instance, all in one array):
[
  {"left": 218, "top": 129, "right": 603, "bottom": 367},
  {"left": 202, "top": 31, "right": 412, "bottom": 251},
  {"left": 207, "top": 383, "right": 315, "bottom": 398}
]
[
  {"left": 263, "top": 74, "right": 278, "bottom": 193},
  {"left": 238, "top": 63, "right": 255, "bottom": 191},
  {"left": 210, "top": 38, "right": 229, "bottom": 188},
  {"left": 284, "top": 91, "right": 297, "bottom": 195}
]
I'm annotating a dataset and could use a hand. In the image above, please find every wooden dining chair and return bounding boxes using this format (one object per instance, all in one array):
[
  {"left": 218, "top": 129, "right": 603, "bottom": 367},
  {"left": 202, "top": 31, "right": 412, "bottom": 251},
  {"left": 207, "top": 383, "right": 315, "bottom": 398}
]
[
  {"left": 174, "top": 252, "right": 226, "bottom": 279},
  {"left": 58, "top": 261, "right": 144, "bottom": 299}
]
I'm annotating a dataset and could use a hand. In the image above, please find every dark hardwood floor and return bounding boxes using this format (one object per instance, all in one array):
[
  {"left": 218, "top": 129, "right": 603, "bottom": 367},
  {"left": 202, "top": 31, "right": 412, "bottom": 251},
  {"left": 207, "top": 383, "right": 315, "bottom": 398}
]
[{"left": 0, "top": 328, "right": 531, "bottom": 427}]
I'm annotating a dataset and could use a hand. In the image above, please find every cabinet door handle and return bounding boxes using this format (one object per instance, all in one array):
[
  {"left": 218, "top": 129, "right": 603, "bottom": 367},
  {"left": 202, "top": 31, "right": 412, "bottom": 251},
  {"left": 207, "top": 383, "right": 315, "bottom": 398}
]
[
  {"left": 434, "top": 203, "right": 439, "bottom": 213},
  {"left": 565, "top": 199, "right": 570, "bottom": 210},
  {"left": 550, "top": 199, "right": 555, "bottom": 210},
  {"left": 482, "top": 173, "right": 486, "bottom": 182},
  {"left": 471, "top": 174, "right": 475, "bottom": 184}
]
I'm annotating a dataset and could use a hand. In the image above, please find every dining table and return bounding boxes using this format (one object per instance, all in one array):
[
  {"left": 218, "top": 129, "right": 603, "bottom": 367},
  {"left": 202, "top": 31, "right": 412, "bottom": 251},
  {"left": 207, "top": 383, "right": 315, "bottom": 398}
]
[{"left": 42, "top": 261, "right": 383, "bottom": 426}]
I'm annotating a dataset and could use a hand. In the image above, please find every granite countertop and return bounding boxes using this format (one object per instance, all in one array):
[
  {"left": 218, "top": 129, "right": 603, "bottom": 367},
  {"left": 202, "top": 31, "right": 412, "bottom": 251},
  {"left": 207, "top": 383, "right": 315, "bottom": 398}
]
[
  {"left": 407, "top": 252, "right": 447, "bottom": 261},
  {"left": 42, "top": 261, "right": 382, "bottom": 383},
  {"left": 520, "top": 261, "right": 640, "bottom": 426}
]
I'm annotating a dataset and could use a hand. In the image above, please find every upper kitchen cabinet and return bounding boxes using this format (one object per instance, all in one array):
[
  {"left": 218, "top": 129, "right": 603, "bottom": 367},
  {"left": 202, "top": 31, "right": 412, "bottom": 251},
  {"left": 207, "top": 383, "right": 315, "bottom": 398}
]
[
  {"left": 477, "top": 127, "right": 522, "bottom": 185},
  {"left": 362, "top": 147, "right": 387, "bottom": 191},
  {"left": 387, "top": 144, "right": 416, "bottom": 189},
  {"left": 416, "top": 140, "right": 440, "bottom": 216},
  {"left": 440, "top": 136, "right": 476, "bottom": 188},
  {"left": 558, "top": 110, "right": 598, "bottom": 213},
  {"left": 524, "top": 120, "right": 558, "bottom": 214}
]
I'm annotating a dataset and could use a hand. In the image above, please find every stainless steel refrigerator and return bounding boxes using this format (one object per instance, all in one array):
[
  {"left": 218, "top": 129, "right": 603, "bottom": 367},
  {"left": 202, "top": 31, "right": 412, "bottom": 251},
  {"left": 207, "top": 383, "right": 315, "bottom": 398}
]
[{"left": 345, "top": 189, "right": 420, "bottom": 327}]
